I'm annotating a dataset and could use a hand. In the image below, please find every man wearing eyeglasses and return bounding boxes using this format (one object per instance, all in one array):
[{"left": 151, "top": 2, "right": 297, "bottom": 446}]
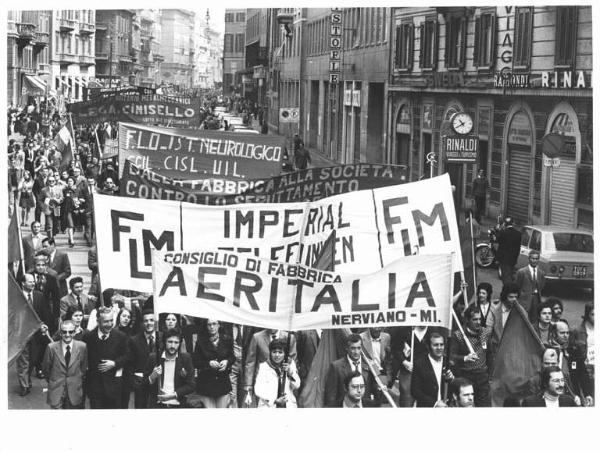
[
  {"left": 522, "top": 366, "right": 576, "bottom": 407},
  {"left": 41, "top": 320, "right": 88, "bottom": 409},
  {"left": 341, "top": 372, "right": 376, "bottom": 408}
]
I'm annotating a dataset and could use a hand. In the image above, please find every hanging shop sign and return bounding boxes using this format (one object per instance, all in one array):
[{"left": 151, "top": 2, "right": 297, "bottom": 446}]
[
  {"left": 329, "top": 8, "right": 342, "bottom": 84},
  {"left": 493, "top": 71, "right": 530, "bottom": 88},
  {"left": 443, "top": 135, "right": 479, "bottom": 163}
]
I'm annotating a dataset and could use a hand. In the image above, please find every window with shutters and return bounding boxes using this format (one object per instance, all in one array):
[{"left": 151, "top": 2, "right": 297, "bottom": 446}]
[
  {"left": 513, "top": 7, "right": 533, "bottom": 69},
  {"left": 473, "top": 11, "right": 496, "bottom": 70},
  {"left": 225, "top": 13, "right": 234, "bottom": 22},
  {"left": 445, "top": 15, "right": 467, "bottom": 69},
  {"left": 395, "top": 21, "right": 414, "bottom": 71},
  {"left": 419, "top": 18, "right": 438, "bottom": 70},
  {"left": 236, "top": 12, "right": 245, "bottom": 23},
  {"left": 224, "top": 34, "right": 233, "bottom": 53},
  {"left": 555, "top": 6, "right": 578, "bottom": 67},
  {"left": 235, "top": 33, "right": 244, "bottom": 53}
]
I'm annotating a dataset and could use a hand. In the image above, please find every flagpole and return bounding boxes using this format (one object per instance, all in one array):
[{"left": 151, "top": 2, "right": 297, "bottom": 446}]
[
  {"left": 360, "top": 349, "right": 397, "bottom": 407},
  {"left": 15, "top": 201, "right": 25, "bottom": 277},
  {"left": 452, "top": 308, "right": 475, "bottom": 354},
  {"left": 470, "top": 210, "right": 477, "bottom": 301}
]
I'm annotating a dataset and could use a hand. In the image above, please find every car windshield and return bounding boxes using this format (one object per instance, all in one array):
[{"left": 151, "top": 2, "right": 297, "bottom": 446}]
[{"left": 552, "top": 233, "right": 593, "bottom": 253}]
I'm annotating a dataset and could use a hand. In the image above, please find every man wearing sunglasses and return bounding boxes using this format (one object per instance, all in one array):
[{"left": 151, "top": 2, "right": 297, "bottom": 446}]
[{"left": 41, "top": 320, "right": 88, "bottom": 409}]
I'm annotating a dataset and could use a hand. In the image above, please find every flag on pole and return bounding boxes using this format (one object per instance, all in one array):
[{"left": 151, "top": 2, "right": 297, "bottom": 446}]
[
  {"left": 8, "top": 272, "right": 41, "bottom": 366},
  {"left": 54, "top": 118, "right": 74, "bottom": 171},
  {"left": 489, "top": 302, "right": 545, "bottom": 406},
  {"left": 8, "top": 210, "right": 21, "bottom": 263}
]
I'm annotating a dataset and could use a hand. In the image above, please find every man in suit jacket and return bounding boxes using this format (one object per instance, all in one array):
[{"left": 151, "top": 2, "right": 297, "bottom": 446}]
[
  {"left": 145, "top": 328, "right": 195, "bottom": 408},
  {"left": 42, "top": 320, "right": 88, "bottom": 408},
  {"left": 41, "top": 237, "right": 71, "bottom": 297},
  {"left": 324, "top": 333, "right": 379, "bottom": 408},
  {"left": 60, "top": 276, "right": 94, "bottom": 327},
  {"left": 243, "top": 329, "right": 297, "bottom": 394},
  {"left": 495, "top": 216, "right": 522, "bottom": 284},
  {"left": 339, "top": 372, "right": 376, "bottom": 408},
  {"left": 360, "top": 328, "right": 392, "bottom": 380},
  {"left": 522, "top": 366, "right": 576, "bottom": 407},
  {"left": 130, "top": 310, "right": 160, "bottom": 408},
  {"left": 83, "top": 307, "right": 131, "bottom": 409},
  {"left": 40, "top": 175, "right": 63, "bottom": 238},
  {"left": 515, "top": 250, "right": 546, "bottom": 323},
  {"left": 29, "top": 255, "right": 60, "bottom": 334},
  {"left": 77, "top": 172, "right": 96, "bottom": 246},
  {"left": 32, "top": 167, "right": 48, "bottom": 222},
  {"left": 296, "top": 329, "right": 320, "bottom": 385},
  {"left": 16, "top": 273, "right": 52, "bottom": 396},
  {"left": 22, "top": 221, "right": 46, "bottom": 272},
  {"left": 489, "top": 283, "right": 520, "bottom": 360},
  {"left": 411, "top": 332, "right": 454, "bottom": 407}
]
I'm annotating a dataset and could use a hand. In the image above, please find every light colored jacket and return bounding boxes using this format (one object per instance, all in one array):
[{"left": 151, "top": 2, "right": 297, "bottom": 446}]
[
  {"left": 254, "top": 360, "right": 300, "bottom": 408},
  {"left": 42, "top": 340, "right": 88, "bottom": 408}
]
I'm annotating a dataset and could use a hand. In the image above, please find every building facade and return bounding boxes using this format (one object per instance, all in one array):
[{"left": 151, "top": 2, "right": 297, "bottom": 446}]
[
  {"left": 95, "top": 9, "right": 135, "bottom": 87},
  {"left": 139, "top": 9, "right": 164, "bottom": 88},
  {"left": 223, "top": 9, "right": 246, "bottom": 96},
  {"left": 194, "top": 10, "right": 223, "bottom": 90},
  {"left": 7, "top": 10, "right": 52, "bottom": 106},
  {"left": 160, "top": 9, "right": 195, "bottom": 90},
  {"left": 389, "top": 6, "right": 592, "bottom": 229}
]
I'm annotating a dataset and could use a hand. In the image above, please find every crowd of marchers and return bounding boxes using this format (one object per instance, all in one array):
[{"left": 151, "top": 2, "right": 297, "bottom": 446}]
[{"left": 7, "top": 98, "right": 594, "bottom": 409}]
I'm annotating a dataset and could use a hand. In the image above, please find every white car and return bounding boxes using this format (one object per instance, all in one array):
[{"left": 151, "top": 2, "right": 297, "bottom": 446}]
[
  {"left": 231, "top": 125, "right": 259, "bottom": 134},
  {"left": 516, "top": 225, "right": 594, "bottom": 288}
]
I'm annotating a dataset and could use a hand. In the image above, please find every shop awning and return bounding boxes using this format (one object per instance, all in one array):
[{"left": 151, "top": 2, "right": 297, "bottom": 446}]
[{"left": 23, "top": 74, "right": 47, "bottom": 94}]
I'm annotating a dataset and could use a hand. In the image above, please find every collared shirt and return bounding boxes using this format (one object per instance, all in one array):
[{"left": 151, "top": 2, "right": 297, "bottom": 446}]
[
  {"left": 479, "top": 302, "right": 490, "bottom": 319},
  {"left": 529, "top": 265, "right": 539, "bottom": 292},
  {"left": 160, "top": 351, "right": 180, "bottom": 406},
  {"left": 342, "top": 396, "right": 362, "bottom": 408},
  {"left": 49, "top": 249, "right": 56, "bottom": 265},
  {"left": 543, "top": 393, "right": 559, "bottom": 407},
  {"left": 61, "top": 341, "right": 72, "bottom": 357},
  {"left": 428, "top": 354, "right": 443, "bottom": 401},
  {"left": 501, "top": 304, "right": 511, "bottom": 328},
  {"left": 23, "top": 290, "right": 33, "bottom": 304},
  {"left": 347, "top": 356, "right": 362, "bottom": 373},
  {"left": 145, "top": 332, "right": 156, "bottom": 348},
  {"left": 414, "top": 327, "right": 428, "bottom": 342},
  {"left": 97, "top": 329, "right": 110, "bottom": 341}
]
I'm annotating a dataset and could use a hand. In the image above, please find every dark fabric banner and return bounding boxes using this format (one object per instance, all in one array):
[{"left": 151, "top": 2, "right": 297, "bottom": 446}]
[
  {"left": 120, "top": 159, "right": 408, "bottom": 205},
  {"left": 118, "top": 123, "right": 287, "bottom": 182},
  {"left": 67, "top": 92, "right": 202, "bottom": 127},
  {"left": 8, "top": 272, "right": 41, "bottom": 366}
]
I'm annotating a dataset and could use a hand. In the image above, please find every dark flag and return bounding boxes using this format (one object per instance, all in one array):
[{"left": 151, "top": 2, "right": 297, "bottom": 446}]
[
  {"left": 8, "top": 210, "right": 21, "bottom": 263},
  {"left": 8, "top": 210, "right": 23, "bottom": 280},
  {"left": 490, "top": 302, "right": 545, "bottom": 406},
  {"left": 313, "top": 229, "right": 336, "bottom": 272},
  {"left": 8, "top": 271, "right": 41, "bottom": 366}
]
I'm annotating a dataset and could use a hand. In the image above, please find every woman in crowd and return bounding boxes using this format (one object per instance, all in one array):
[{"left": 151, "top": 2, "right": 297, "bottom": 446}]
[
  {"left": 254, "top": 338, "right": 300, "bottom": 408},
  {"left": 115, "top": 307, "right": 138, "bottom": 337},
  {"left": 548, "top": 298, "right": 564, "bottom": 325},
  {"left": 18, "top": 169, "right": 35, "bottom": 225},
  {"left": 61, "top": 177, "right": 78, "bottom": 247},
  {"left": 533, "top": 301, "right": 553, "bottom": 346},
  {"left": 193, "top": 319, "right": 235, "bottom": 408}
]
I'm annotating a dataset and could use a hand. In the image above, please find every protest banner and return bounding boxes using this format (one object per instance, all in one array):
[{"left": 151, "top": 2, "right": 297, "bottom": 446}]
[
  {"left": 67, "top": 92, "right": 202, "bottom": 127},
  {"left": 118, "top": 123, "right": 286, "bottom": 181},
  {"left": 94, "top": 174, "right": 463, "bottom": 293},
  {"left": 152, "top": 251, "right": 454, "bottom": 330},
  {"left": 120, "top": 159, "right": 409, "bottom": 204}
]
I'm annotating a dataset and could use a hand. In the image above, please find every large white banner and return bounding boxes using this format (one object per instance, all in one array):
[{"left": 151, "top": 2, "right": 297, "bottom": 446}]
[
  {"left": 153, "top": 251, "right": 454, "bottom": 330},
  {"left": 95, "top": 174, "right": 462, "bottom": 293}
]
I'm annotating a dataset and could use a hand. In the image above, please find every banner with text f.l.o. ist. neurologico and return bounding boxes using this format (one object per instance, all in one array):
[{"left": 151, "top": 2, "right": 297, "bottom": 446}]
[
  {"left": 94, "top": 173, "right": 463, "bottom": 294},
  {"left": 152, "top": 250, "right": 454, "bottom": 330}
]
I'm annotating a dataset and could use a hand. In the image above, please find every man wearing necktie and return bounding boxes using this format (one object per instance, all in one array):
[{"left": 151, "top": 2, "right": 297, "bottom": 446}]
[
  {"left": 60, "top": 276, "right": 93, "bottom": 328},
  {"left": 42, "top": 320, "right": 88, "bottom": 409},
  {"left": 83, "top": 307, "right": 131, "bottom": 409},
  {"left": 515, "top": 250, "right": 546, "bottom": 323},
  {"left": 77, "top": 172, "right": 97, "bottom": 247},
  {"left": 16, "top": 274, "right": 52, "bottom": 396},
  {"left": 130, "top": 310, "right": 160, "bottom": 408},
  {"left": 29, "top": 255, "right": 60, "bottom": 335},
  {"left": 324, "top": 333, "right": 380, "bottom": 407}
]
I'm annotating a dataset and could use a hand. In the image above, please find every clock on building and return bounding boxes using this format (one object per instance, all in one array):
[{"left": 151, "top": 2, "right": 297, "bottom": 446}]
[{"left": 451, "top": 112, "right": 474, "bottom": 135}]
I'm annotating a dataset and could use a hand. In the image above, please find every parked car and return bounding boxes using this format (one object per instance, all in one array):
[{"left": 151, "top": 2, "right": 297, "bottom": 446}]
[{"left": 516, "top": 225, "right": 594, "bottom": 288}]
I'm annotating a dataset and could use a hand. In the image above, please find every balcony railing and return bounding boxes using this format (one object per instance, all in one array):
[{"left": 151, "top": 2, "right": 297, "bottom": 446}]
[
  {"left": 16, "top": 23, "right": 36, "bottom": 43},
  {"left": 95, "top": 22, "right": 108, "bottom": 31},
  {"left": 95, "top": 52, "right": 109, "bottom": 61},
  {"left": 33, "top": 31, "right": 49, "bottom": 47},
  {"left": 79, "top": 22, "right": 95, "bottom": 35},
  {"left": 59, "top": 18, "right": 76, "bottom": 32},
  {"left": 58, "top": 52, "right": 78, "bottom": 63},
  {"left": 80, "top": 55, "right": 95, "bottom": 66}
]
